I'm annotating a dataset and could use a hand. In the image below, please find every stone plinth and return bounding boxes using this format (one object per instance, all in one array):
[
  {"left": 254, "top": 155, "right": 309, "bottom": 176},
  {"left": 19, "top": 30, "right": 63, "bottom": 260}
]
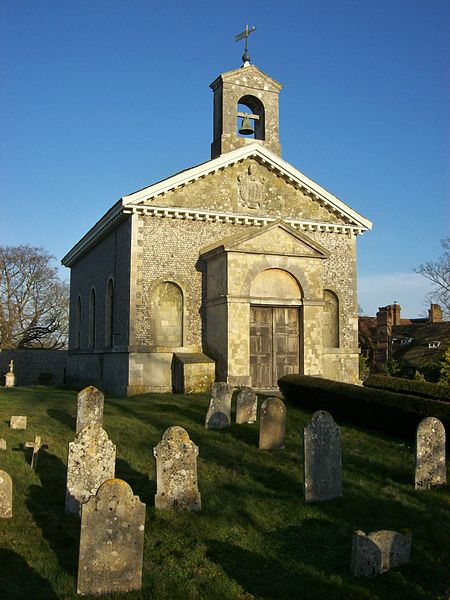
[
  {"left": 5, "top": 372, "right": 15, "bottom": 387},
  {"left": 236, "top": 387, "right": 257, "bottom": 424},
  {"left": 205, "top": 382, "right": 234, "bottom": 429},
  {"left": 154, "top": 426, "right": 201, "bottom": 511},
  {"left": 0, "top": 470, "right": 12, "bottom": 518},
  {"left": 65, "top": 424, "right": 116, "bottom": 514},
  {"left": 303, "top": 410, "right": 342, "bottom": 502},
  {"left": 259, "top": 397, "right": 286, "bottom": 449},
  {"left": 76, "top": 386, "right": 104, "bottom": 434},
  {"left": 415, "top": 417, "right": 446, "bottom": 490},
  {"left": 77, "top": 478, "right": 146, "bottom": 595},
  {"left": 173, "top": 353, "right": 215, "bottom": 393},
  {"left": 10, "top": 416, "right": 27, "bottom": 429},
  {"left": 351, "top": 530, "right": 412, "bottom": 577}
]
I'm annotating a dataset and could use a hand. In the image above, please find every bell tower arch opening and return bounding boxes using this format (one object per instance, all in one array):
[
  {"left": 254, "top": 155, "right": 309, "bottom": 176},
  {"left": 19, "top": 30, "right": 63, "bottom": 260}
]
[{"left": 237, "top": 95, "right": 265, "bottom": 140}]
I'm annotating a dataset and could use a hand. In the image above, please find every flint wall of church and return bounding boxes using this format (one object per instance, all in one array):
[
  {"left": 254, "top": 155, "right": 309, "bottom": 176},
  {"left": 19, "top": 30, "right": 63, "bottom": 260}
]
[{"left": 132, "top": 212, "right": 359, "bottom": 383}]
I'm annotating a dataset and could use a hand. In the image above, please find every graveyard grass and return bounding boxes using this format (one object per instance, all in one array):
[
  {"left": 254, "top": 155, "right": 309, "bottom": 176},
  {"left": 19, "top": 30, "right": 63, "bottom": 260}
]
[{"left": 0, "top": 387, "right": 449, "bottom": 600}]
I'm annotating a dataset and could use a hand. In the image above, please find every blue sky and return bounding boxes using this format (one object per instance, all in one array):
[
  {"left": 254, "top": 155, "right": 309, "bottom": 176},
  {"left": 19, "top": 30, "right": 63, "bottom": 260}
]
[{"left": 1, "top": 0, "right": 448, "bottom": 317}]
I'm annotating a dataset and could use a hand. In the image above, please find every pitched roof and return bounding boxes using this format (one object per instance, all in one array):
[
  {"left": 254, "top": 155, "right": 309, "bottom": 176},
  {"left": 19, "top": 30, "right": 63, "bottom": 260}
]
[{"left": 62, "top": 142, "right": 372, "bottom": 267}]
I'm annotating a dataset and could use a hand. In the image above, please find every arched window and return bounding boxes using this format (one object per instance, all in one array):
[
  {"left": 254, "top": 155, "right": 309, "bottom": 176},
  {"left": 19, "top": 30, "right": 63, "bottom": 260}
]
[
  {"left": 323, "top": 290, "right": 339, "bottom": 348},
  {"left": 88, "top": 288, "right": 96, "bottom": 349},
  {"left": 105, "top": 279, "right": 114, "bottom": 347},
  {"left": 237, "top": 95, "right": 265, "bottom": 141},
  {"left": 75, "top": 295, "right": 82, "bottom": 349},
  {"left": 152, "top": 282, "right": 183, "bottom": 347}
]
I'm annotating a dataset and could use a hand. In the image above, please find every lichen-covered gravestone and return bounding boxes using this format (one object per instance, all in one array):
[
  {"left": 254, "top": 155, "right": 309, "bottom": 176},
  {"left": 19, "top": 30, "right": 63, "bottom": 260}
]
[
  {"left": 77, "top": 478, "right": 146, "bottom": 595},
  {"left": 0, "top": 470, "right": 12, "bottom": 518},
  {"left": 205, "top": 382, "right": 234, "bottom": 429},
  {"left": 351, "top": 529, "right": 412, "bottom": 577},
  {"left": 76, "top": 386, "right": 104, "bottom": 434},
  {"left": 10, "top": 416, "right": 27, "bottom": 429},
  {"left": 415, "top": 417, "right": 446, "bottom": 490},
  {"left": 154, "top": 426, "right": 201, "bottom": 511},
  {"left": 259, "top": 397, "right": 286, "bottom": 449},
  {"left": 65, "top": 423, "right": 116, "bottom": 514},
  {"left": 235, "top": 387, "right": 257, "bottom": 424},
  {"left": 303, "top": 410, "right": 342, "bottom": 502}
]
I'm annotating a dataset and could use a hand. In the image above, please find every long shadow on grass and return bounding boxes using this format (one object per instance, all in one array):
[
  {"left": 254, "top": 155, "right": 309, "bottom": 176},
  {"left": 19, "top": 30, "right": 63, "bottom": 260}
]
[
  {"left": 115, "top": 456, "right": 155, "bottom": 506},
  {"left": 0, "top": 548, "right": 59, "bottom": 600},
  {"left": 47, "top": 408, "right": 76, "bottom": 431},
  {"left": 25, "top": 449, "right": 79, "bottom": 579}
]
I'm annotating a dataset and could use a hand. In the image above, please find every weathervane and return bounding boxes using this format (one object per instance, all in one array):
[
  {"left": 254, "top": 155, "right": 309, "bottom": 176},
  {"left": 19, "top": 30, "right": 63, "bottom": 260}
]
[{"left": 235, "top": 24, "right": 256, "bottom": 66}]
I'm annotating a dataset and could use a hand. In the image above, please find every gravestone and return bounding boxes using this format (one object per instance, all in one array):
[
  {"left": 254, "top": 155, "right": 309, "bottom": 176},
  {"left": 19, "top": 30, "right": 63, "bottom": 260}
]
[
  {"left": 76, "top": 386, "right": 104, "bottom": 434},
  {"left": 303, "top": 410, "right": 343, "bottom": 502},
  {"left": 4, "top": 359, "right": 15, "bottom": 387},
  {"left": 154, "top": 426, "right": 201, "bottom": 511},
  {"left": 236, "top": 387, "right": 257, "bottom": 424},
  {"left": 259, "top": 397, "right": 286, "bottom": 449},
  {"left": 415, "top": 417, "right": 446, "bottom": 490},
  {"left": 10, "top": 416, "right": 27, "bottom": 429},
  {"left": 351, "top": 529, "right": 412, "bottom": 577},
  {"left": 65, "top": 423, "right": 116, "bottom": 514},
  {"left": 25, "top": 435, "right": 48, "bottom": 469},
  {"left": 0, "top": 470, "right": 12, "bottom": 518},
  {"left": 205, "top": 382, "right": 234, "bottom": 429},
  {"left": 77, "top": 478, "right": 146, "bottom": 595},
  {"left": 0, "top": 439, "right": 6, "bottom": 450}
]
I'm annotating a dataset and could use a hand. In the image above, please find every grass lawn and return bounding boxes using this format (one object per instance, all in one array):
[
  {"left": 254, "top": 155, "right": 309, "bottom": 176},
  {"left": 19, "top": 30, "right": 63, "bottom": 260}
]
[{"left": 0, "top": 386, "right": 449, "bottom": 600}]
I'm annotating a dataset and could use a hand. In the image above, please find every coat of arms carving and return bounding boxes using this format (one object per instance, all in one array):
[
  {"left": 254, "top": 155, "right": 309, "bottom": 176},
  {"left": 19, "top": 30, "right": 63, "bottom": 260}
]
[{"left": 237, "top": 165, "right": 266, "bottom": 209}]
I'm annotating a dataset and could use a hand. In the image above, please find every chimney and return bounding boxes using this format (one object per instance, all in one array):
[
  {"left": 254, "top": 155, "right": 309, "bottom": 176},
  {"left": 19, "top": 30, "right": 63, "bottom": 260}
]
[
  {"left": 428, "top": 304, "right": 442, "bottom": 323},
  {"left": 392, "top": 302, "right": 401, "bottom": 326}
]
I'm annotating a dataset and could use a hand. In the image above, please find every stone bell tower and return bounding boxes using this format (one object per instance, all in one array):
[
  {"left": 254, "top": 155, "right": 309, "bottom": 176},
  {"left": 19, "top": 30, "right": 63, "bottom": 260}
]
[{"left": 210, "top": 62, "right": 283, "bottom": 159}]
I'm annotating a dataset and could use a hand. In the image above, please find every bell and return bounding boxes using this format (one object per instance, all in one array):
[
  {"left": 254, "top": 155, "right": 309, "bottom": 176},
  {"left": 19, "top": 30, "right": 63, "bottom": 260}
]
[{"left": 238, "top": 116, "right": 254, "bottom": 136}]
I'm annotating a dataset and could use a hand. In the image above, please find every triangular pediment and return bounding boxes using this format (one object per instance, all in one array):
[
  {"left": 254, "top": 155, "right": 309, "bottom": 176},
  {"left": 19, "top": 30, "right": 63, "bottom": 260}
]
[
  {"left": 210, "top": 64, "right": 282, "bottom": 93},
  {"left": 122, "top": 143, "right": 372, "bottom": 232},
  {"left": 200, "top": 221, "right": 330, "bottom": 259}
]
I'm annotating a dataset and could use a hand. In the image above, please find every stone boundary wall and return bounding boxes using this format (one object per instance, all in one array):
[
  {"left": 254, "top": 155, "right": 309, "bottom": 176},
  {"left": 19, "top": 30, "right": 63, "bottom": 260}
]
[{"left": 0, "top": 348, "right": 67, "bottom": 386}]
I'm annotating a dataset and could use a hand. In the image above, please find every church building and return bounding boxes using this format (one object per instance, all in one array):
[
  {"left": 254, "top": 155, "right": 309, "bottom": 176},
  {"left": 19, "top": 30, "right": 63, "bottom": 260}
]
[{"left": 62, "top": 52, "right": 372, "bottom": 396}]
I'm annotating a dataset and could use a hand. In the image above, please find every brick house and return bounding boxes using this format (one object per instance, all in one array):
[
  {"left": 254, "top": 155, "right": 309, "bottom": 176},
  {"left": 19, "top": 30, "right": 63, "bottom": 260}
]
[{"left": 62, "top": 60, "right": 372, "bottom": 395}]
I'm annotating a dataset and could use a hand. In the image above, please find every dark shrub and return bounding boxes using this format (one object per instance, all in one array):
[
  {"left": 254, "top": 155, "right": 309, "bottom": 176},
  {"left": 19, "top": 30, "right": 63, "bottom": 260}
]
[{"left": 364, "top": 375, "right": 450, "bottom": 402}]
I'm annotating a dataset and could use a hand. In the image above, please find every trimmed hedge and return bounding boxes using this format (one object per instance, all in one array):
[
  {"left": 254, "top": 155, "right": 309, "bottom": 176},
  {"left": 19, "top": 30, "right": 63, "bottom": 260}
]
[
  {"left": 364, "top": 375, "right": 450, "bottom": 402},
  {"left": 278, "top": 374, "right": 450, "bottom": 450}
]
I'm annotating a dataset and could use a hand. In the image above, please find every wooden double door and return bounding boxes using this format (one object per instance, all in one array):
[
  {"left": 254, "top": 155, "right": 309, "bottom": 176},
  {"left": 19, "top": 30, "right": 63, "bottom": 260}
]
[{"left": 250, "top": 306, "right": 301, "bottom": 388}]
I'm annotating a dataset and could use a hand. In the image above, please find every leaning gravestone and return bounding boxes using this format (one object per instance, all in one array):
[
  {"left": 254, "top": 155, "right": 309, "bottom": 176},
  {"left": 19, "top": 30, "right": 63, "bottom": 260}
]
[
  {"left": 25, "top": 435, "right": 48, "bottom": 469},
  {"left": 154, "top": 426, "right": 201, "bottom": 511},
  {"left": 259, "top": 397, "right": 286, "bottom": 449},
  {"left": 76, "top": 386, "right": 104, "bottom": 434},
  {"left": 10, "top": 416, "right": 27, "bottom": 429},
  {"left": 351, "top": 529, "right": 412, "bottom": 577},
  {"left": 205, "top": 382, "right": 234, "bottom": 429},
  {"left": 303, "top": 410, "right": 343, "bottom": 502},
  {"left": 65, "top": 423, "right": 116, "bottom": 514},
  {"left": 415, "top": 417, "right": 446, "bottom": 490},
  {"left": 236, "top": 387, "right": 257, "bottom": 424},
  {"left": 0, "top": 470, "right": 13, "bottom": 518},
  {"left": 77, "top": 478, "right": 146, "bottom": 595}
]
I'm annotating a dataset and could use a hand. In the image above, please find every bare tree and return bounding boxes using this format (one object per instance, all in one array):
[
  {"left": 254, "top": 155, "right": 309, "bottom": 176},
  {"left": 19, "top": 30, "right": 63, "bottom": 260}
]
[
  {"left": 414, "top": 237, "right": 450, "bottom": 319},
  {"left": 0, "top": 245, "right": 69, "bottom": 349}
]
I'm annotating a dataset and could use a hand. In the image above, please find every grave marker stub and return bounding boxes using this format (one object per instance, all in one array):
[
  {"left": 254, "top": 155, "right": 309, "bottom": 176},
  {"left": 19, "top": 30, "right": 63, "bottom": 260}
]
[
  {"left": 205, "top": 382, "right": 234, "bottom": 429},
  {"left": 259, "top": 397, "right": 286, "bottom": 449},
  {"left": 77, "top": 478, "right": 146, "bottom": 595},
  {"left": 351, "top": 529, "right": 412, "bottom": 577},
  {"left": 65, "top": 423, "right": 116, "bottom": 514},
  {"left": 415, "top": 417, "right": 446, "bottom": 490},
  {"left": 303, "top": 410, "right": 342, "bottom": 502},
  {"left": 76, "top": 386, "right": 104, "bottom": 434},
  {"left": 0, "top": 439, "right": 6, "bottom": 451},
  {"left": 10, "top": 416, "right": 27, "bottom": 429},
  {"left": 0, "top": 470, "right": 13, "bottom": 518},
  {"left": 236, "top": 387, "right": 257, "bottom": 424},
  {"left": 154, "top": 426, "right": 201, "bottom": 511}
]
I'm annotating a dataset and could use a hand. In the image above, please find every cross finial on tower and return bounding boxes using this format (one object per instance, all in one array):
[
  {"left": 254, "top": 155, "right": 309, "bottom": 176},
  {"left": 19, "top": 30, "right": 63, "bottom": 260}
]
[{"left": 235, "top": 24, "right": 256, "bottom": 66}]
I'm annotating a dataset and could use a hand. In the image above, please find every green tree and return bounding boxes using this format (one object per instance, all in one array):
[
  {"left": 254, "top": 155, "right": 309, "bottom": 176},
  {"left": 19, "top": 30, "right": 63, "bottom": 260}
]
[{"left": 0, "top": 245, "right": 69, "bottom": 349}]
